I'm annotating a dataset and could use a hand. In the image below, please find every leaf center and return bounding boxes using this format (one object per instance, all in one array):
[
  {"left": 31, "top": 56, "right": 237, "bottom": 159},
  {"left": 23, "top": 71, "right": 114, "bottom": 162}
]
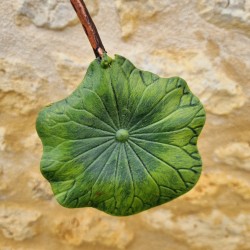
[{"left": 115, "top": 129, "right": 129, "bottom": 142}]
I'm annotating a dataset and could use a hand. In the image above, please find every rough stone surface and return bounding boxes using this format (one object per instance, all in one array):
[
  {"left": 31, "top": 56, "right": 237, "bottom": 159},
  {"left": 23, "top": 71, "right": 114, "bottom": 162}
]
[
  {"left": 28, "top": 174, "right": 53, "bottom": 201},
  {"left": 16, "top": 0, "right": 99, "bottom": 30},
  {"left": 214, "top": 142, "right": 250, "bottom": 171},
  {"left": 143, "top": 209, "right": 250, "bottom": 250},
  {"left": 53, "top": 209, "right": 133, "bottom": 249},
  {"left": 54, "top": 52, "right": 87, "bottom": 94},
  {"left": 115, "top": 0, "right": 173, "bottom": 37},
  {"left": 0, "top": 164, "right": 8, "bottom": 192},
  {"left": 0, "top": 58, "right": 47, "bottom": 115},
  {"left": 197, "top": 0, "right": 250, "bottom": 36},
  {"left": 141, "top": 171, "right": 250, "bottom": 250},
  {"left": 0, "top": 127, "right": 6, "bottom": 151},
  {"left": 148, "top": 48, "right": 248, "bottom": 115},
  {"left": 0, "top": 0, "right": 250, "bottom": 249},
  {"left": 0, "top": 206, "right": 41, "bottom": 241}
]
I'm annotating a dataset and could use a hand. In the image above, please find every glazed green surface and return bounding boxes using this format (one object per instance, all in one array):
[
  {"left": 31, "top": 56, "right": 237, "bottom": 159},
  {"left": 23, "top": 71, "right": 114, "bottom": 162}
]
[{"left": 36, "top": 54, "right": 206, "bottom": 216}]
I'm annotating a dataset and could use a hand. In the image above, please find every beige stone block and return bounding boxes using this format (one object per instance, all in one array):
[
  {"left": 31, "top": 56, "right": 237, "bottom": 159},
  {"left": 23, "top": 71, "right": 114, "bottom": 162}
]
[
  {"left": 150, "top": 48, "right": 248, "bottom": 115},
  {"left": 54, "top": 52, "right": 87, "bottom": 94},
  {"left": 0, "top": 247, "right": 24, "bottom": 250},
  {"left": 0, "top": 127, "right": 6, "bottom": 152},
  {"left": 0, "top": 58, "right": 42, "bottom": 95},
  {"left": 53, "top": 209, "right": 133, "bottom": 249},
  {"left": 0, "top": 205, "right": 41, "bottom": 241},
  {"left": 0, "top": 164, "right": 8, "bottom": 192},
  {"left": 115, "top": 0, "right": 175, "bottom": 38},
  {"left": 184, "top": 172, "right": 250, "bottom": 201},
  {"left": 21, "top": 133, "right": 41, "bottom": 150},
  {"left": 197, "top": 0, "right": 250, "bottom": 36},
  {"left": 16, "top": 0, "right": 99, "bottom": 30},
  {"left": 142, "top": 208, "right": 250, "bottom": 250},
  {"left": 214, "top": 142, "right": 250, "bottom": 171},
  {"left": 178, "top": 210, "right": 250, "bottom": 250},
  {"left": 0, "top": 0, "right": 249, "bottom": 249},
  {"left": 0, "top": 58, "right": 47, "bottom": 115},
  {"left": 28, "top": 173, "right": 53, "bottom": 201}
]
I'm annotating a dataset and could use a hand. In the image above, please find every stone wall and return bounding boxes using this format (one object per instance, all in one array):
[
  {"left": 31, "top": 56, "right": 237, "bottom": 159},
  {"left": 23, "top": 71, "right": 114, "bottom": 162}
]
[{"left": 0, "top": 0, "right": 249, "bottom": 249}]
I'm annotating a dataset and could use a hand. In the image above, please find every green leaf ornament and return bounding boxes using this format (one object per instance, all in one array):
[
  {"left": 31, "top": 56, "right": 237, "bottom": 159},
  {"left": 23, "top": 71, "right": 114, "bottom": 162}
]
[{"left": 36, "top": 54, "right": 206, "bottom": 216}]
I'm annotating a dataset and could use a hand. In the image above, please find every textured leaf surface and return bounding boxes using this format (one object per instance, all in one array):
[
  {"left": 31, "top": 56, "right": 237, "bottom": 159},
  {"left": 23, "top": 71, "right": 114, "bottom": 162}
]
[{"left": 36, "top": 54, "right": 206, "bottom": 216}]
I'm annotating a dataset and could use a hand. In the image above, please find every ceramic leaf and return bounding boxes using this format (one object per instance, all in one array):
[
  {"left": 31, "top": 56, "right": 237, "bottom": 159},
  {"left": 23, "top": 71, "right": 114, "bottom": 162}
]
[{"left": 36, "top": 54, "right": 206, "bottom": 216}]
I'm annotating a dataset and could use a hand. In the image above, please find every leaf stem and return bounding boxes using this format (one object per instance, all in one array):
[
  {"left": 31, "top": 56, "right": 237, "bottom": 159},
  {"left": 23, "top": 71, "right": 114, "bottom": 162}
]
[{"left": 70, "top": 0, "right": 106, "bottom": 59}]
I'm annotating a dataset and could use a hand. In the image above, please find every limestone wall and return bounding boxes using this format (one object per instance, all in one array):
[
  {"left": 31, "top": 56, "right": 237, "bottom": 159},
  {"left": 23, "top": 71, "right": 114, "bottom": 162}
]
[{"left": 0, "top": 0, "right": 249, "bottom": 249}]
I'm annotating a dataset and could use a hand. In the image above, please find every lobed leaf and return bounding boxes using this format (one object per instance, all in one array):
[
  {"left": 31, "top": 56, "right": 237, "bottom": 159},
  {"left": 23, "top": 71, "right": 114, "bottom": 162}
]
[{"left": 36, "top": 54, "right": 206, "bottom": 216}]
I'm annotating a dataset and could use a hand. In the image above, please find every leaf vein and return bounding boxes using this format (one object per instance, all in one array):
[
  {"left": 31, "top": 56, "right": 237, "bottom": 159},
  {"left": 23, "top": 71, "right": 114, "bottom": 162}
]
[
  {"left": 65, "top": 99, "right": 116, "bottom": 133},
  {"left": 130, "top": 137, "right": 200, "bottom": 161},
  {"left": 82, "top": 88, "right": 119, "bottom": 130},
  {"left": 129, "top": 87, "right": 180, "bottom": 132},
  {"left": 123, "top": 144, "right": 136, "bottom": 209},
  {"left": 90, "top": 143, "right": 119, "bottom": 202},
  {"left": 129, "top": 140, "right": 188, "bottom": 188},
  {"left": 132, "top": 106, "right": 203, "bottom": 134},
  {"left": 110, "top": 77, "right": 121, "bottom": 128},
  {"left": 126, "top": 142, "right": 161, "bottom": 197}
]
